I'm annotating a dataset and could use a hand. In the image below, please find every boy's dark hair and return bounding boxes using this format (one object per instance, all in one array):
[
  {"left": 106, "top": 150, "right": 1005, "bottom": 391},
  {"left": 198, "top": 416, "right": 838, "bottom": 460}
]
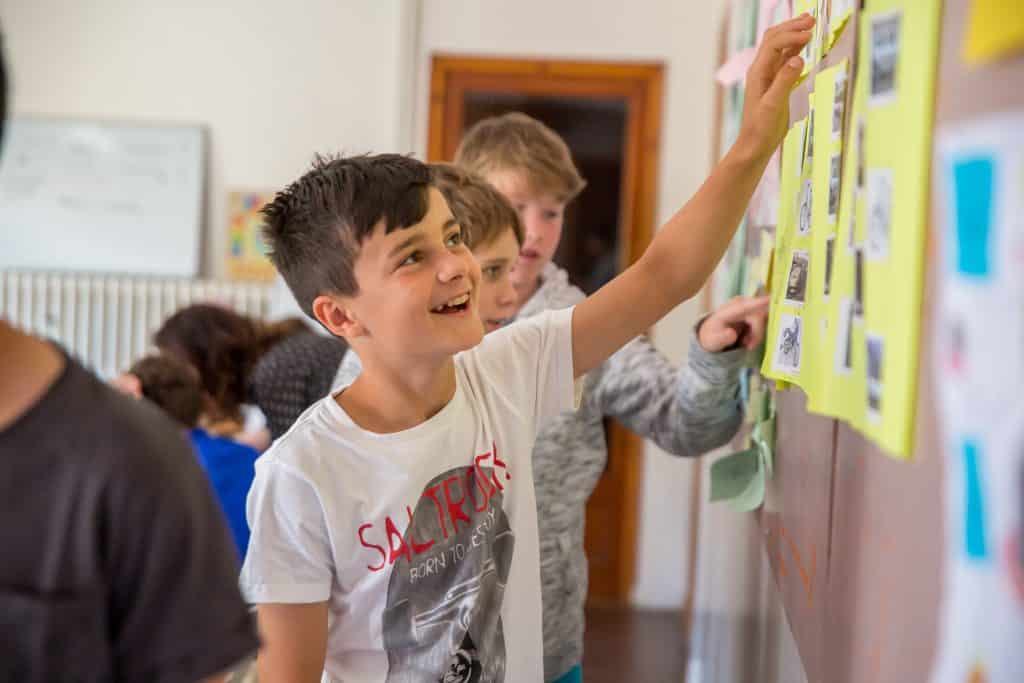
[
  {"left": 154, "top": 304, "right": 307, "bottom": 422},
  {"left": 129, "top": 354, "right": 203, "bottom": 428},
  {"left": 261, "top": 153, "right": 434, "bottom": 318},
  {"left": 430, "top": 163, "right": 523, "bottom": 249}
]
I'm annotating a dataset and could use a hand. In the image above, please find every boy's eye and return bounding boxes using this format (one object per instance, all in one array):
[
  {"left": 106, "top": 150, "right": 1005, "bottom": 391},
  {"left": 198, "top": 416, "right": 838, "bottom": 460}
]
[
  {"left": 483, "top": 265, "right": 502, "bottom": 280},
  {"left": 400, "top": 251, "right": 422, "bottom": 267},
  {"left": 445, "top": 231, "right": 464, "bottom": 248},
  {"left": 542, "top": 209, "right": 561, "bottom": 221}
]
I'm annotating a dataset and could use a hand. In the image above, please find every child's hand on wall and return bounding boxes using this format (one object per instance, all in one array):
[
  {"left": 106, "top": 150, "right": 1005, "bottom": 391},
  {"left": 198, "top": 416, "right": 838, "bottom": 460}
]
[
  {"left": 698, "top": 295, "right": 770, "bottom": 352},
  {"left": 737, "top": 13, "right": 815, "bottom": 162}
]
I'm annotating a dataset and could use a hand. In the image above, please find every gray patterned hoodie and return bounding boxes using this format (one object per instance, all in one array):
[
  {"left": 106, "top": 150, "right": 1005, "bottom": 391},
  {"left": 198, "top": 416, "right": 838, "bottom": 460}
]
[
  {"left": 333, "top": 262, "right": 746, "bottom": 680},
  {"left": 518, "top": 263, "right": 746, "bottom": 681}
]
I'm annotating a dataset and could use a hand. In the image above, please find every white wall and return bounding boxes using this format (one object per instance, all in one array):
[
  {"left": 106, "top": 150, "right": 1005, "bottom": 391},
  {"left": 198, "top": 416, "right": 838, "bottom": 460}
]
[
  {"left": 3, "top": 0, "right": 729, "bottom": 609},
  {"left": 416, "top": 0, "right": 723, "bottom": 608},
  {"left": 1, "top": 0, "right": 414, "bottom": 278}
]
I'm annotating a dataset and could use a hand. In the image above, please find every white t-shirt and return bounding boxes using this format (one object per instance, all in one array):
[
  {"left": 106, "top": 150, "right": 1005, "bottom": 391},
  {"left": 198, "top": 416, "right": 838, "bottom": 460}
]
[{"left": 240, "top": 307, "right": 579, "bottom": 683}]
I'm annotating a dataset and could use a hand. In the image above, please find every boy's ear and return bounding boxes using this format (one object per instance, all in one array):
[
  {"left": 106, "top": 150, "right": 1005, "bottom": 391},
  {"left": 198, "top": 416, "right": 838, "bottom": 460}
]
[{"left": 312, "top": 294, "right": 366, "bottom": 340}]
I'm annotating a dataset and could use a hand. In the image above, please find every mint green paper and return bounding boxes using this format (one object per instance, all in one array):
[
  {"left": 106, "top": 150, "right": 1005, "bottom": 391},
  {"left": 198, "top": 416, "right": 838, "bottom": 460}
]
[
  {"left": 710, "top": 447, "right": 760, "bottom": 502},
  {"left": 728, "top": 457, "right": 766, "bottom": 512}
]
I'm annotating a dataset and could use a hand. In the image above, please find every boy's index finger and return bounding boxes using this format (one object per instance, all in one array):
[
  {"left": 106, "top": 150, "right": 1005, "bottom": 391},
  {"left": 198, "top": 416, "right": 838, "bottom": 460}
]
[{"left": 735, "top": 296, "right": 771, "bottom": 316}]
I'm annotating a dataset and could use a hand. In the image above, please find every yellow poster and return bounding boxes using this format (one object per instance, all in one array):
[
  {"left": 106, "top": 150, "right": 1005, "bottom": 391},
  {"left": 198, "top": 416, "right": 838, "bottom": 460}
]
[
  {"left": 816, "top": 59, "right": 866, "bottom": 423},
  {"left": 805, "top": 61, "right": 849, "bottom": 414},
  {"left": 963, "top": 0, "right": 1024, "bottom": 66},
  {"left": 226, "top": 190, "right": 277, "bottom": 282},
  {"left": 762, "top": 112, "right": 810, "bottom": 385},
  {"left": 845, "top": 0, "right": 941, "bottom": 457}
]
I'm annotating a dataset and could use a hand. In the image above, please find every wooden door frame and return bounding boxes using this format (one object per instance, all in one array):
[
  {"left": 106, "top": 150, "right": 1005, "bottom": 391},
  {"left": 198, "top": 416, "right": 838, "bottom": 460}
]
[{"left": 427, "top": 54, "right": 664, "bottom": 602}]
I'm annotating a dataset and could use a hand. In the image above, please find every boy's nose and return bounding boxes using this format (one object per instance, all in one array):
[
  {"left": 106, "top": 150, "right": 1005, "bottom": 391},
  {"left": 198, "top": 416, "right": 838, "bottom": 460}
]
[
  {"left": 498, "top": 282, "right": 517, "bottom": 306},
  {"left": 437, "top": 250, "right": 469, "bottom": 282}
]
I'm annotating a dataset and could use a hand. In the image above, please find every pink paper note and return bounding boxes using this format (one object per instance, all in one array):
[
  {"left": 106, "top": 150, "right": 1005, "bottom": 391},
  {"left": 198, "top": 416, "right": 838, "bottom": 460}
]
[{"left": 716, "top": 47, "right": 756, "bottom": 86}]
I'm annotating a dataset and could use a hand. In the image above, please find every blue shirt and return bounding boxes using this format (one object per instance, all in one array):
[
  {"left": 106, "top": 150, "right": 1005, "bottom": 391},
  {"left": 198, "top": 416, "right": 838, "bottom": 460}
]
[{"left": 188, "top": 428, "right": 260, "bottom": 561}]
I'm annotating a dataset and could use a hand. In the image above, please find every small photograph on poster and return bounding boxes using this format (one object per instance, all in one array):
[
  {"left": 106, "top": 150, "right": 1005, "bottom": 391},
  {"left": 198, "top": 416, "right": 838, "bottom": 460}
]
[
  {"left": 807, "top": 107, "right": 815, "bottom": 166},
  {"left": 854, "top": 247, "right": 865, "bottom": 318},
  {"left": 847, "top": 197, "right": 858, "bottom": 253},
  {"left": 828, "top": 153, "right": 842, "bottom": 222},
  {"left": 784, "top": 250, "right": 810, "bottom": 306},
  {"left": 866, "top": 333, "right": 884, "bottom": 420},
  {"left": 870, "top": 10, "right": 901, "bottom": 106},
  {"left": 856, "top": 116, "right": 866, "bottom": 193},
  {"left": 832, "top": 68, "right": 847, "bottom": 140},
  {"left": 773, "top": 313, "right": 803, "bottom": 374},
  {"left": 866, "top": 168, "right": 893, "bottom": 260},
  {"left": 824, "top": 236, "right": 835, "bottom": 298},
  {"left": 835, "top": 298, "right": 855, "bottom": 375},
  {"left": 226, "top": 190, "right": 278, "bottom": 282},
  {"left": 798, "top": 179, "right": 814, "bottom": 235}
]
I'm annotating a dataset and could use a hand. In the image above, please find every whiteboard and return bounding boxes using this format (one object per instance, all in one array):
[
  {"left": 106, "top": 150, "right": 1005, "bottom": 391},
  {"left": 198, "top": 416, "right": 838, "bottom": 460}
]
[{"left": 0, "top": 117, "right": 205, "bottom": 276}]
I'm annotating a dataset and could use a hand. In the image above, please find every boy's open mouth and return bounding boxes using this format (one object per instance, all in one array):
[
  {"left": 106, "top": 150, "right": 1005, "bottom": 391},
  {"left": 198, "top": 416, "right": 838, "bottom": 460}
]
[{"left": 430, "top": 292, "right": 471, "bottom": 315}]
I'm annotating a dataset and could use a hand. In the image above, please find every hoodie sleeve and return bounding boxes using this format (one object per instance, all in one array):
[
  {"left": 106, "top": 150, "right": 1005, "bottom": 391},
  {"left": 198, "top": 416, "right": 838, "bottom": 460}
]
[{"left": 586, "top": 326, "right": 747, "bottom": 457}]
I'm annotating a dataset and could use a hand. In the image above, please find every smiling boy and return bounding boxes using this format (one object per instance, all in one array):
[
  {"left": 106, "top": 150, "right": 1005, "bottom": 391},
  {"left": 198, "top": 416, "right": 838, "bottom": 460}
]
[{"left": 240, "top": 16, "right": 812, "bottom": 682}]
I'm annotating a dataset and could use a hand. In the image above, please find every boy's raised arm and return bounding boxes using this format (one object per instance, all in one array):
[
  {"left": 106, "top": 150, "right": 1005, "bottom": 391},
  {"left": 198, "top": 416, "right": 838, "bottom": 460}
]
[
  {"left": 256, "top": 602, "right": 329, "bottom": 683},
  {"left": 571, "top": 14, "right": 813, "bottom": 378}
]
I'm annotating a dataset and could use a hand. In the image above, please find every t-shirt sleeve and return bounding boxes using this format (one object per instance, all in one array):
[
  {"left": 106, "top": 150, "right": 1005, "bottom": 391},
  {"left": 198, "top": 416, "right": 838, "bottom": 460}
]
[
  {"left": 105, "top": 419, "right": 259, "bottom": 683},
  {"left": 470, "top": 306, "right": 581, "bottom": 432},
  {"left": 240, "top": 458, "right": 334, "bottom": 604}
]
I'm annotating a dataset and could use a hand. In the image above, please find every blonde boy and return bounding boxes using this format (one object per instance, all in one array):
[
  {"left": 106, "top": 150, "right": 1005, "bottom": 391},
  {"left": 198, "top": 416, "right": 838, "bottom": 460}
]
[{"left": 454, "top": 71, "right": 781, "bottom": 683}]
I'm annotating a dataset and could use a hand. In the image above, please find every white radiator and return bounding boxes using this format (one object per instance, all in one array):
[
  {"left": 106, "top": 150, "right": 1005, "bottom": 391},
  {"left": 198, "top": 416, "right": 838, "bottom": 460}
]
[{"left": 0, "top": 271, "right": 273, "bottom": 379}]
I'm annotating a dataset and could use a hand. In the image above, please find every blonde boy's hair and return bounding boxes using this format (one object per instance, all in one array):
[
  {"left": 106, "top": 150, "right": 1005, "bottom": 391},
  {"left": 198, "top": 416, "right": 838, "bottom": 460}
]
[
  {"left": 431, "top": 163, "right": 524, "bottom": 249},
  {"left": 454, "top": 112, "right": 587, "bottom": 203}
]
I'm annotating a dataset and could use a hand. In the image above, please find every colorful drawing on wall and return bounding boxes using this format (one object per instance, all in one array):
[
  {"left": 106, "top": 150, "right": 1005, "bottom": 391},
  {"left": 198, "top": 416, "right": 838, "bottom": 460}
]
[
  {"left": 962, "top": 0, "right": 1024, "bottom": 66},
  {"left": 226, "top": 190, "right": 277, "bottom": 281},
  {"left": 952, "top": 157, "right": 995, "bottom": 278}
]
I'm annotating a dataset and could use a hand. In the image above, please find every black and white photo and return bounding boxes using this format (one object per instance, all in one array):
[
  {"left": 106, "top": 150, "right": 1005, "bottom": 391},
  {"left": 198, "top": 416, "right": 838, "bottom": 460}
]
[
  {"left": 832, "top": 68, "right": 847, "bottom": 140},
  {"left": 785, "top": 250, "right": 810, "bottom": 305},
  {"left": 870, "top": 11, "right": 901, "bottom": 106},
  {"left": 798, "top": 179, "right": 813, "bottom": 235},
  {"left": 773, "top": 313, "right": 803, "bottom": 374},
  {"left": 834, "top": 298, "right": 855, "bottom": 375},
  {"left": 866, "top": 333, "right": 884, "bottom": 420},
  {"left": 866, "top": 167, "right": 893, "bottom": 260},
  {"left": 807, "top": 107, "right": 815, "bottom": 165},
  {"left": 828, "top": 153, "right": 842, "bottom": 222},
  {"left": 824, "top": 236, "right": 835, "bottom": 298},
  {"left": 854, "top": 247, "right": 864, "bottom": 318}
]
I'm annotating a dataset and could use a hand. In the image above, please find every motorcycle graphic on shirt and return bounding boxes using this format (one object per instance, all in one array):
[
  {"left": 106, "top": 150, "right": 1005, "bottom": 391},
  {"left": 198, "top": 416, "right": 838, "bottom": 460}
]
[{"left": 382, "top": 463, "right": 513, "bottom": 682}]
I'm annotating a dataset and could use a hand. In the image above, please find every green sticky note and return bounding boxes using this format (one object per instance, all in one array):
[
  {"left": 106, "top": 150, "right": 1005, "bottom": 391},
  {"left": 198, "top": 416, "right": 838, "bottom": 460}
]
[
  {"left": 729, "top": 459, "right": 766, "bottom": 512},
  {"left": 710, "top": 448, "right": 760, "bottom": 502},
  {"left": 752, "top": 420, "right": 774, "bottom": 480}
]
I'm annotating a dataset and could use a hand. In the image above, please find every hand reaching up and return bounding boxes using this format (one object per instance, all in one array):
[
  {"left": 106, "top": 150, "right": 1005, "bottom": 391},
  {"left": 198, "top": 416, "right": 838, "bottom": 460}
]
[{"left": 738, "top": 13, "right": 815, "bottom": 162}]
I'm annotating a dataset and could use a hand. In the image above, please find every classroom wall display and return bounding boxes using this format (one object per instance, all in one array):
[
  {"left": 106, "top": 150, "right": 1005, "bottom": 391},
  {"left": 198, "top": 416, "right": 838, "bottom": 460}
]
[
  {"left": 931, "top": 111, "right": 1024, "bottom": 683},
  {"left": 0, "top": 117, "right": 205, "bottom": 276},
  {"left": 706, "top": 0, "right": 1024, "bottom": 680},
  {"left": 225, "top": 190, "right": 277, "bottom": 282},
  {"left": 758, "top": 0, "right": 942, "bottom": 459}
]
